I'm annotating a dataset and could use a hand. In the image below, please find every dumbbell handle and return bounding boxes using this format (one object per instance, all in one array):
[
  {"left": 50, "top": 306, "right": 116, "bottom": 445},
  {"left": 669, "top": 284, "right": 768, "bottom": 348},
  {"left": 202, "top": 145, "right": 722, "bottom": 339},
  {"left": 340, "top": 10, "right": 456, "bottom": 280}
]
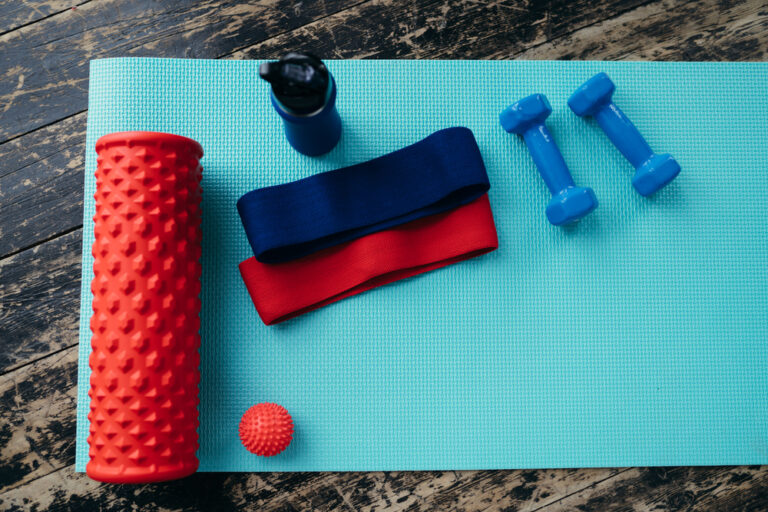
[
  {"left": 593, "top": 102, "right": 653, "bottom": 169},
  {"left": 522, "top": 124, "right": 575, "bottom": 195}
]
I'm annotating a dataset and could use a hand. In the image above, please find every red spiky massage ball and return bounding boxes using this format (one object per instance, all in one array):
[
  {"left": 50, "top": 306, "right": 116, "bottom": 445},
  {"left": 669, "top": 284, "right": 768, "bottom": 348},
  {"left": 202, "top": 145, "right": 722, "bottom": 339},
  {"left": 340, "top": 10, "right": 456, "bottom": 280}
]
[{"left": 238, "top": 403, "right": 294, "bottom": 456}]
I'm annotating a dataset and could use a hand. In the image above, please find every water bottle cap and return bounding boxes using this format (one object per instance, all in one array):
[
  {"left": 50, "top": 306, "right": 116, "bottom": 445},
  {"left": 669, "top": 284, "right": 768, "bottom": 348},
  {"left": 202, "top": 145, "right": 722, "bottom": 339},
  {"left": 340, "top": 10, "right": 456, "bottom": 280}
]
[{"left": 259, "top": 52, "right": 330, "bottom": 114}]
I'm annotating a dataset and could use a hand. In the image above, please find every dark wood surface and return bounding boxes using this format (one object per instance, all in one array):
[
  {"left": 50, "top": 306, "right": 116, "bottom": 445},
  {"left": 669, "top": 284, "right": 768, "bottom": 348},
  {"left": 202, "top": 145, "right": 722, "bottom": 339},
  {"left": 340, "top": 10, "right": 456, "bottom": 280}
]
[{"left": 1, "top": 1, "right": 767, "bottom": 510}]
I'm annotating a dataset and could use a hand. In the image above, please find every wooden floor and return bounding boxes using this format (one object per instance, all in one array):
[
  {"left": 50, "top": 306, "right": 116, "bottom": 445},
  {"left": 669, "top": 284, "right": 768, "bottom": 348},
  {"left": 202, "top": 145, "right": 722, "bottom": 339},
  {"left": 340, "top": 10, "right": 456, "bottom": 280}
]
[{"left": 0, "top": 0, "right": 767, "bottom": 510}]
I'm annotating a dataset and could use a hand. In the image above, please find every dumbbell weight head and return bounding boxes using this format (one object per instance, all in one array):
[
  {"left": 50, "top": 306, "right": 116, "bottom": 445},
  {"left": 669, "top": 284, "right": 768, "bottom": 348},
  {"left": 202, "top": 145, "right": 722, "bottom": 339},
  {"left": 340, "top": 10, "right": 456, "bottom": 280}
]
[
  {"left": 499, "top": 93, "right": 553, "bottom": 135},
  {"left": 567, "top": 72, "right": 615, "bottom": 117},
  {"left": 632, "top": 152, "right": 680, "bottom": 196},
  {"left": 545, "top": 186, "right": 598, "bottom": 226}
]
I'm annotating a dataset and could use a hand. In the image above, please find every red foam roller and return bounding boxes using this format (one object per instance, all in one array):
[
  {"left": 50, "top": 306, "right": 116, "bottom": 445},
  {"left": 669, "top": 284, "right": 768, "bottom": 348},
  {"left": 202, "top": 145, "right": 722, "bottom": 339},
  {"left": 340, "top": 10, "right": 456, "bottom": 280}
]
[{"left": 87, "top": 132, "right": 203, "bottom": 483}]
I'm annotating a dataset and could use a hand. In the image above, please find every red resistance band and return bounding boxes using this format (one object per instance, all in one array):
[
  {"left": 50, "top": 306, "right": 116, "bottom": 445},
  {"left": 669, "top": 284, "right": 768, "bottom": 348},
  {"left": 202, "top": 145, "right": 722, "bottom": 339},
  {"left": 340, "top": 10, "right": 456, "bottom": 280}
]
[{"left": 239, "top": 195, "right": 498, "bottom": 325}]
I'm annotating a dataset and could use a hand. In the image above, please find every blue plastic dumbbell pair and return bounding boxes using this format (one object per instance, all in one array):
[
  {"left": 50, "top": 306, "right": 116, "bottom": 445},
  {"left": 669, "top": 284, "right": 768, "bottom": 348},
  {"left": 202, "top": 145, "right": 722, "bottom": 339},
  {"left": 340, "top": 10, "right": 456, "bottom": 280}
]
[{"left": 500, "top": 72, "right": 681, "bottom": 226}]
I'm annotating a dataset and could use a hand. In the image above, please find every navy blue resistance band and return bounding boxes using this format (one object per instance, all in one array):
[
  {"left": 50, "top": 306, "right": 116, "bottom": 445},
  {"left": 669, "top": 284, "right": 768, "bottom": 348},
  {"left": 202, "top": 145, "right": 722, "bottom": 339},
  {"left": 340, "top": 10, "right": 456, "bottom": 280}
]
[{"left": 237, "top": 127, "right": 490, "bottom": 263}]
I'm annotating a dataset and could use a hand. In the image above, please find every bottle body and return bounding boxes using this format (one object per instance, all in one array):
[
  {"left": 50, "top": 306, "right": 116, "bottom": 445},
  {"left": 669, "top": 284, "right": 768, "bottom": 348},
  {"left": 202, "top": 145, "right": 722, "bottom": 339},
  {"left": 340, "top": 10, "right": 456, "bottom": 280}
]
[{"left": 271, "top": 77, "right": 342, "bottom": 156}]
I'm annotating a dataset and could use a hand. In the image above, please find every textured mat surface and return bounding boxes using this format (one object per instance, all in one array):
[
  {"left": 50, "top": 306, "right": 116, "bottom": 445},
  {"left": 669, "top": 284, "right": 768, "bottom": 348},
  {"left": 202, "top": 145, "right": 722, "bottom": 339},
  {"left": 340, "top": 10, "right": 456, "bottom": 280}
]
[{"left": 76, "top": 58, "right": 768, "bottom": 471}]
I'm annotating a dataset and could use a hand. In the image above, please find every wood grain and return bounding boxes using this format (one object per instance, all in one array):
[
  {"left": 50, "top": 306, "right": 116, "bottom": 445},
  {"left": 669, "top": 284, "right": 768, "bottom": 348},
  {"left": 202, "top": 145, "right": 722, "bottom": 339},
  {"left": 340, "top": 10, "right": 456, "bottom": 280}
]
[
  {"left": 0, "top": 346, "right": 77, "bottom": 493},
  {"left": 233, "top": 0, "right": 650, "bottom": 59},
  {"left": 0, "top": 229, "right": 82, "bottom": 374},
  {"left": 1, "top": 0, "right": 767, "bottom": 510},
  {"left": 516, "top": 0, "right": 768, "bottom": 61},
  {"left": 547, "top": 465, "right": 768, "bottom": 511},
  {"left": 0, "top": 0, "right": 89, "bottom": 35},
  {"left": 0, "top": 465, "right": 626, "bottom": 511},
  {"left": 0, "top": 0, "right": 362, "bottom": 144},
  {"left": 0, "top": 113, "right": 86, "bottom": 258}
]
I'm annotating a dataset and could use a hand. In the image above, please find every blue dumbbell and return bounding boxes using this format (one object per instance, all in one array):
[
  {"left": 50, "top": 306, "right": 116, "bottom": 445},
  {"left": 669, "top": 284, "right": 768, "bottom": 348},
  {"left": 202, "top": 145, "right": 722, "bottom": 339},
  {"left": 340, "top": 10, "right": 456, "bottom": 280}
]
[
  {"left": 500, "top": 94, "right": 598, "bottom": 226},
  {"left": 568, "top": 72, "right": 681, "bottom": 196}
]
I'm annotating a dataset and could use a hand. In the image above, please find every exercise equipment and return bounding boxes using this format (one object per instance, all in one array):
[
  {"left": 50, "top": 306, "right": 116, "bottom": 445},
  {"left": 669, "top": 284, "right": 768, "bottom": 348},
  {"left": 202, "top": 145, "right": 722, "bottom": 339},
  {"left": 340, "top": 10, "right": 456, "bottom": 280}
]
[
  {"left": 87, "top": 131, "right": 203, "bottom": 483},
  {"left": 237, "top": 127, "right": 490, "bottom": 263},
  {"left": 76, "top": 59, "right": 768, "bottom": 473},
  {"left": 568, "top": 72, "right": 681, "bottom": 196},
  {"left": 260, "top": 52, "right": 342, "bottom": 156},
  {"left": 239, "top": 403, "right": 294, "bottom": 457},
  {"left": 239, "top": 195, "right": 498, "bottom": 325},
  {"left": 500, "top": 94, "right": 598, "bottom": 225}
]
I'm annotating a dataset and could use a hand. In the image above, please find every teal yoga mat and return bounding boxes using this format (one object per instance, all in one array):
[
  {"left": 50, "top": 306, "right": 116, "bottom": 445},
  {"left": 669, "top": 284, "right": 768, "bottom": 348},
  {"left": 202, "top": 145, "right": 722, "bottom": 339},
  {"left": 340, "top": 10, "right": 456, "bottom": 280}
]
[{"left": 76, "top": 58, "right": 768, "bottom": 471}]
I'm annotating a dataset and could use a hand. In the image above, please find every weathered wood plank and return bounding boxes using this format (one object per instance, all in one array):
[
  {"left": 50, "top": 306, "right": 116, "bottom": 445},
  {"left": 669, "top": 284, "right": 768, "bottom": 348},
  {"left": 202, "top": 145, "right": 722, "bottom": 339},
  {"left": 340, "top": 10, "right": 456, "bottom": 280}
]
[
  {"left": 0, "top": 346, "right": 77, "bottom": 493},
  {"left": 336, "top": 468, "right": 628, "bottom": 512},
  {"left": 0, "top": 468, "right": 329, "bottom": 512},
  {"left": 0, "top": 456, "right": 624, "bottom": 511},
  {"left": 232, "top": 0, "right": 649, "bottom": 59},
  {"left": 2, "top": 461, "right": 768, "bottom": 511},
  {"left": 0, "top": 0, "right": 362, "bottom": 144},
  {"left": 516, "top": 0, "right": 768, "bottom": 61},
  {"left": 546, "top": 465, "right": 768, "bottom": 511},
  {"left": 0, "top": 229, "right": 81, "bottom": 374},
  {"left": 0, "top": 113, "right": 86, "bottom": 258},
  {"left": 0, "top": 0, "right": 88, "bottom": 35}
]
